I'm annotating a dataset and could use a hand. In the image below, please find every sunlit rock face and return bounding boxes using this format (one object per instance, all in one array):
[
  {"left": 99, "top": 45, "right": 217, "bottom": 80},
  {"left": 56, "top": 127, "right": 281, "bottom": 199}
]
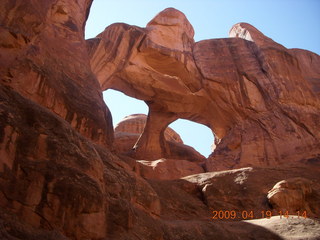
[
  {"left": 114, "top": 114, "right": 205, "bottom": 162},
  {"left": 1, "top": 2, "right": 320, "bottom": 239},
  {"left": 88, "top": 8, "right": 320, "bottom": 170},
  {"left": 114, "top": 114, "right": 183, "bottom": 150},
  {"left": 114, "top": 114, "right": 206, "bottom": 180},
  {"left": 267, "top": 177, "right": 319, "bottom": 215}
]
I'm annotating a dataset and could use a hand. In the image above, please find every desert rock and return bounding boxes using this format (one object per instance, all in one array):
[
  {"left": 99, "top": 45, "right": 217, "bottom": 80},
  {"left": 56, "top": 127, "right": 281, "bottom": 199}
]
[
  {"left": 114, "top": 114, "right": 205, "bottom": 162},
  {"left": 267, "top": 177, "right": 315, "bottom": 214},
  {"left": 183, "top": 164, "right": 320, "bottom": 218},
  {"left": 245, "top": 216, "right": 320, "bottom": 240},
  {"left": 89, "top": 8, "right": 320, "bottom": 170},
  {"left": 135, "top": 158, "right": 204, "bottom": 180},
  {"left": 0, "top": 0, "right": 113, "bottom": 147},
  {"left": 114, "top": 114, "right": 183, "bottom": 152},
  {"left": 114, "top": 114, "right": 205, "bottom": 179},
  {"left": 1, "top": 2, "right": 320, "bottom": 240}
]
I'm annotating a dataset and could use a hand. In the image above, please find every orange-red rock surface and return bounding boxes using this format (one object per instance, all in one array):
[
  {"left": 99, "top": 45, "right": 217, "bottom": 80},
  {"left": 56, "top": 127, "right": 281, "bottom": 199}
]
[
  {"left": 114, "top": 114, "right": 183, "bottom": 152},
  {"left": 0, "top": 0, "right": 113, "bottom": 148},
  {"left": 1, "top": 2, "right": 320, "bottom": 240},
  {"left": 88, "top": 8, "right": 320, "bottom": 171},
  {"left": 114, "top": 114, "right": 205, "bottom": 179},
  {"left": 114, "top": 114, "right": 205, "bottom": 162}
]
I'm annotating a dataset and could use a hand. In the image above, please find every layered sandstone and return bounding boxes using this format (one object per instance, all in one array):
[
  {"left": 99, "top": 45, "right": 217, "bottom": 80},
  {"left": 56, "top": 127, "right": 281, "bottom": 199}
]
[
  {"left": 114, "top": 114, "right": 205, "bottom": 179},
  {"left": 88, "top": 9, "right": 320, "bottom": 171},
  {"left": 0, "top": 0, "right": 113, "bottom": 147},
  {"left": 114, "top": 114, "right": 183, "bottom": 153},
  {"left": 183, "top": 164, "right": 320, "bottom": 219},
  {"left": 114, "top": 114, "right": 205, "bottom": 162},
  {"left": 1, "top": 2, "right": 320, "bottom": 240},
  {"left": 267, "top": 178, "right": 316, "bottom": 214}
]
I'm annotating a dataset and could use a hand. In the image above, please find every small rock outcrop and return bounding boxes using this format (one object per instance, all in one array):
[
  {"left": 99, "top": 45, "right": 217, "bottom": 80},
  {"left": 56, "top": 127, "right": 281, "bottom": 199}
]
[{"left": 267, "top": 178, "right": 317, "bottom": 214}]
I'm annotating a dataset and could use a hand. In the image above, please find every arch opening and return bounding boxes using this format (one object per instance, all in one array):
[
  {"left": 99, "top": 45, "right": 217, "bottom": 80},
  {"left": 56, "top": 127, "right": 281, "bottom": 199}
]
[
  {"left": 103, "top": 90, "right": 215, "bottom": 158},
  {"left": 169, "top": 119, "right": 215, "bottom": 158},
  {"left": 103, "top": 89, "right": 148, "bottom": 127}
]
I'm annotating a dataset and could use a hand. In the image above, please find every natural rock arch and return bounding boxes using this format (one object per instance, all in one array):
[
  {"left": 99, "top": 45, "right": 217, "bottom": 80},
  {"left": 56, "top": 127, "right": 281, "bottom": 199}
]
[
  {"left": 113, "top": 114, "right": 206, "bottom": 163},
  {"left": 87, "top": 8, "right": 320, "bottom": 170},
  {"left": 1, "top": 1, "right": 320, "bottom": 239}
]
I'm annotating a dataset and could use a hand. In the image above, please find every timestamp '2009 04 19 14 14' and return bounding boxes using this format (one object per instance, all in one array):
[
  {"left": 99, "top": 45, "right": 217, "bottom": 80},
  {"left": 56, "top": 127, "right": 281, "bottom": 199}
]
[{"left": 211, "top": 210, "right": 308, "bottom": 220}]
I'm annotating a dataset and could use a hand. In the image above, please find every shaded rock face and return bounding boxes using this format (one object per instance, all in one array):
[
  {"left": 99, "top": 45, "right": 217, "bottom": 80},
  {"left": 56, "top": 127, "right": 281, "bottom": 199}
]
[
  {"left": 0, "top": 0, "right": 112, "bottom": 239},
  {"left": 88, "top": 8, "right": 320, "bottom": 170},
  {"left": 0, "top": 0, "right": 113, "bottom": 147},
  {"left": 0, "top": 87, "right": 108, "bottom": 239},
  {"left": 0, "top": 2, "right": 320, "bottom": 240}
]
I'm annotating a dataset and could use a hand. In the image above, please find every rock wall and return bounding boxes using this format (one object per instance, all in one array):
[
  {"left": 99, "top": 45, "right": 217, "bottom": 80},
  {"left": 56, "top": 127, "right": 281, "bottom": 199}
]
[
  {"left": 0, "top": 2, "right": 320, "bottom": 240},
  {"left": 88, "top": 8, "right": 320, "bottom": 170},
  {"left": 0, "top": 0, "right": 113, "bottom": 147}
]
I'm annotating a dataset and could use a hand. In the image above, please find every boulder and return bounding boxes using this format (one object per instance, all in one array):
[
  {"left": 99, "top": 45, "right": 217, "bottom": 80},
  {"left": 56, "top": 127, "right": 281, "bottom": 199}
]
[{"left": 267, "top": 177, "right": 315, "bottom": 214}]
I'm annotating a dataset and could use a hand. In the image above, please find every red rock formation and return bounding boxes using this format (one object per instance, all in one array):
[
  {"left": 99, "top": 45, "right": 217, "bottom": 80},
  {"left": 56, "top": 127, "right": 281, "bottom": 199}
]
[
  {"left": 0, "top": 0, "right": 113, "bottom": 147},
  {"left": 183, "top": 163, "right": 320, "bottom": 218},
  {"left": 135, "top": 158, "right": 204, "bottom": 180},
  {"left": 114, "top": 114, "right": 205, "bottom": 179},
  {"left": 114, "top": 114, "right": 205, "bottom": 162},
  {"left": 114, "top": 114, "right": 183, "bottom": 153},
  {"left": 88, "top": 9, "right": 320, "bottom": 171},
  {"left": 267, "top": 177, "right": 315, "bottom": 214},
  {"left": 0, "top": 0, "right": 112, "bottom": 239},
  {"left": 1, "top": 2, "right": 320, "bottom": 240}
]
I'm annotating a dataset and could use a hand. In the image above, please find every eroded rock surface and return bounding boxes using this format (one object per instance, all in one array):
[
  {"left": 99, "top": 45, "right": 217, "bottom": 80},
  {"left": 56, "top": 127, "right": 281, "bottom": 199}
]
[
  {"left": 114, "top": 114, "right": 183, "bottom": 152},
  {"left": 182, "top": 164, "right": 320, "bottom": 218},
  {"left": 0, "top": 0, "right": 113, "bottom": 148},
  {"left": 114, "top": 114, "right": 205, "bottom": 179},
  {"left": 135, "top": 158, "right": 204, "bottom": 180},
  {"left": 1, "top": 2, "right": 320, "bottom": 240},
  {"left": 114, "top": 114, "right": 205, "bottom": 162},
  {"left": 88, "top": 8, "right": 320, "bottom": 171},
  {"left": 267, "top": 177, "right": 317, "bottom": 214}
]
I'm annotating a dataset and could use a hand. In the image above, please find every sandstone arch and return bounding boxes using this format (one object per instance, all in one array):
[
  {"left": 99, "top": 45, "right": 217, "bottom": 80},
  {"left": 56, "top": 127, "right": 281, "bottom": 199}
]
[
  {"left": 1, "top": 1, "right": 320, "bottom": 239},
  {"left": 87, "top": 8, "right": 320, "bottom": 170},
  {"left": 114, "top": 114, "right": 205, "bottom": 163}
]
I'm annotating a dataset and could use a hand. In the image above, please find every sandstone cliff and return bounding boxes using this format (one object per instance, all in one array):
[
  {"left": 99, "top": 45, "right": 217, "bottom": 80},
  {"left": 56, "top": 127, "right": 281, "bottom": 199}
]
[
  {"left": 88, "top": 8, "right": 320, "bottom": 171},
  {"left": 0, "top": 2, "right": 320, "bottom": 240}
]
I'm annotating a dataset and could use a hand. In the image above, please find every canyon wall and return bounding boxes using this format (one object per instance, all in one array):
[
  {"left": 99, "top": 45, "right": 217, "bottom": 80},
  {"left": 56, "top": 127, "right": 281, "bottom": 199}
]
[{"left": 0, "top": 2, "right": 319, "bottom": 240}]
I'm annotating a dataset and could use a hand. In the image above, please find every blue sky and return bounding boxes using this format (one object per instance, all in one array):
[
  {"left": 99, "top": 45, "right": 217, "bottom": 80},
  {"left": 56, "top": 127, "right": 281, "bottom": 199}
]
[{"left": 85, "top": 0, "right": 320, "bottom": 157}]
